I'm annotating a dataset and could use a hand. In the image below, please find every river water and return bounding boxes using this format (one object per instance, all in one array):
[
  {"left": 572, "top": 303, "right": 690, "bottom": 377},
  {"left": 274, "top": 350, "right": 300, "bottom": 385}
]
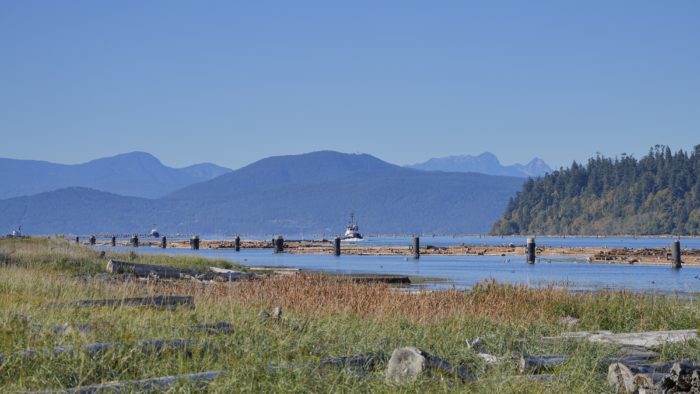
[{"left": 99, "top": 236, "right": 700, "bottom": 294}]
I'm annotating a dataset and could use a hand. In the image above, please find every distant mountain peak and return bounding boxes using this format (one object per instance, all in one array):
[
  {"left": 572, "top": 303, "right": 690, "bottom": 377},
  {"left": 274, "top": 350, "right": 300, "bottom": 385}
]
[
  {"left": 408, "top": 152, "right": 551, "bottom": 178},
  {"left": 0, "top": 152, "right": 232, "bottom": 199}
]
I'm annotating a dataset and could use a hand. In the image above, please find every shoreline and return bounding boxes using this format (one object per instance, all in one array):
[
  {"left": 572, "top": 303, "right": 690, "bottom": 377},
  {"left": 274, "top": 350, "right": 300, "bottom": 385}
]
[{"left": 93, "top": 238, "right": 700, "bottom": 266}]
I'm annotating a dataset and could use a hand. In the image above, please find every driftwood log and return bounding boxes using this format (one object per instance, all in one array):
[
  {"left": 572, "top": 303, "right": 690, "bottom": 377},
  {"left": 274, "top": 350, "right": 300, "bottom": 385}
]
[
  {"left": 320, "top": 353, "right": 388, "bottom": 372},
  {"left": 519, "top": 352, "right": 660, "bottom": 374},
  {"left": 67, "top": 295, "right": 194, "bottom": 309},
  {"left": 106, "top": 260, "right": 253, "bottom": 281},
  {"left": 106, "top": 260, "right": 197, "bottom": 279},
  {"left": 36, "top": 370, "right": 225, "bottom": 393},
  {"left": 543, "top": 329, "right": 698, "bottom": 350},
  {"left": 608, "top": 361, "right": 700, "bottom": 394}
]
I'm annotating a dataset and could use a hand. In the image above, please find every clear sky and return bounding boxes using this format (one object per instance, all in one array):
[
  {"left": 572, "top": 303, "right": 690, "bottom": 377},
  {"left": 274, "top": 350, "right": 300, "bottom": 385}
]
[{"left": 1, "top": 1, "right": 698, "bottom": 169}]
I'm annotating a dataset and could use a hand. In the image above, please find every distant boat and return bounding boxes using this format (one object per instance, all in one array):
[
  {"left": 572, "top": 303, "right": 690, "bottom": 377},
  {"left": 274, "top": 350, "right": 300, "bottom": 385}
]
[
  {"left": 10, "top": 225, "right": 22, "bottom": 238},
  {"left": 342, "top": 213, "right": 363, "bottom": 241},
  {"left": 150, "top": 226, "right": 160, "bottom": 238}
]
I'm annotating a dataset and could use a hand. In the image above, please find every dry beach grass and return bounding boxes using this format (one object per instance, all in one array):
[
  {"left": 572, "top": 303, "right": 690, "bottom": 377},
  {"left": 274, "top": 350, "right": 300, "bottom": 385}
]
[{"left": 1, "top": 238, "right": 700, "bottom": 392}]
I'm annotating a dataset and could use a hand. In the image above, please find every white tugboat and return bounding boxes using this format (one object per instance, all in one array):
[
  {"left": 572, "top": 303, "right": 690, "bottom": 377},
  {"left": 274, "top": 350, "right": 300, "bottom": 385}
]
[{"left": 342, "top": 213, "right": 363, "bottom": 241}]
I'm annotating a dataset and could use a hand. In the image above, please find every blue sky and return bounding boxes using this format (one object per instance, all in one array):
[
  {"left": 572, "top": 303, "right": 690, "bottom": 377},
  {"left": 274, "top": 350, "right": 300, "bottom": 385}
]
[{"left": 1, "top": 1, "right": 698, "bottom": 169}]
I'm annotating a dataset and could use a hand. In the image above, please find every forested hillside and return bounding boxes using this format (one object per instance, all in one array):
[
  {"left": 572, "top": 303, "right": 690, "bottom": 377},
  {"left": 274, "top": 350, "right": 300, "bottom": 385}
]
[{"left": 492, "top": 145, "right": 700, "bottom": 235}]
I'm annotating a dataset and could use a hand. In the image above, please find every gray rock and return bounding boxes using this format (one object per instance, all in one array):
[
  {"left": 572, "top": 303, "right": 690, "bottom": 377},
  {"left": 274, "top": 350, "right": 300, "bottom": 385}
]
[{"left": 385, "top": 347, "right": 428, "bottom": 384}]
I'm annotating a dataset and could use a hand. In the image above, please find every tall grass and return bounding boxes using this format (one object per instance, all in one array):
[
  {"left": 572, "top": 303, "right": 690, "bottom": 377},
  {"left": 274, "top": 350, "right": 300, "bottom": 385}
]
[{"left": 1, "top": 238, "right": 699, "bottom": 393}]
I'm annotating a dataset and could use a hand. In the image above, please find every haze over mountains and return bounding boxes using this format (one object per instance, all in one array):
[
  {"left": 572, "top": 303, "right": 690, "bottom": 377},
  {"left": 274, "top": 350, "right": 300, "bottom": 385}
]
[
  {"left": 408, "top": 152, "right": 551, "bottom": 178},
  {"left": 0, "top": 151, "right": 525, "bottom": 235},
  {"left": 0, "top": 152, "right": 231, "bottom": 199}
]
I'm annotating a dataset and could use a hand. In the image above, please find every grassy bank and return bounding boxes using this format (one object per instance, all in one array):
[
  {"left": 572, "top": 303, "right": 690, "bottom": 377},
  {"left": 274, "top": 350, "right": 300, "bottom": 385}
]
[{"left": 1, "top": 238, "right": 699, "bottom": 392}]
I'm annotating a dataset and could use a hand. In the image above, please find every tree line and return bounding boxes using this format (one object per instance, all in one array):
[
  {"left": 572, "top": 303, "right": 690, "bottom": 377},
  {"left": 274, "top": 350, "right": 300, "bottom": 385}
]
[{"left": 491, "top": 145, "right": 700, "bottom": 235}]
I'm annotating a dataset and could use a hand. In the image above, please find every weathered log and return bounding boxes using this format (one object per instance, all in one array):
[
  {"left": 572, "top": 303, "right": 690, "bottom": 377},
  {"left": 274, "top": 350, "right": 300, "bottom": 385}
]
[
  {"left": 320, "top": 353, "right": 387, "bottom": 371},
  {"left": 207, "top": 267, "right": 255, "bottom": 281},
  {"left": 607, "top": 362, "right": 659, "bottom": 394},
  {"left": 608, "top": 361, "right": 700, "bottom": 394},
  {"left": 543, "top": 329, "right": 698, "bottom": 350},
  {"left": 67, "top": 295, "right": 194, "bottom": 309},
  {"left": 657, "top": 361, "right": 698, "bottom": 393},
  {"left": 351, "top": 276, "right": 411, "bottom": 284},
  {"left": 519, "top": 352, "right": 660, "bottom": 374},
  {"left": 425, "top": 355, "right": 474, "bottom": 381},
  {"left": 38, "top": 370, "right": 225, "bottom": 393},
  {"left": 518, "top": 355, "right": 568, "bottom": 374},
  {"left": 106, "top": 260, "right": 198, "bottom": 279}
]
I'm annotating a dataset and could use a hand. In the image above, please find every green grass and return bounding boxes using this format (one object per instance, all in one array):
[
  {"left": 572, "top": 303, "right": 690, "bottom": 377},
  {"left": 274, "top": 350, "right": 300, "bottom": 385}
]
[{"left": 1, "top": 237, "right": 699, "bottom": 393}]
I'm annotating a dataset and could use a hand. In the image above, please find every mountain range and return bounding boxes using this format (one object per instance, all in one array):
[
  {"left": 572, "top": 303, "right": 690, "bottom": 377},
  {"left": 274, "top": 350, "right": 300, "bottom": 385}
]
[
  {"left": 408, "top": 152, "right": 551, "bottom": 178},
  {"left": 0, "top": 151, "right": 525, "bottom": 235},
  {"left": 0, "top": 152, "right": 231, "bottom": 199}
]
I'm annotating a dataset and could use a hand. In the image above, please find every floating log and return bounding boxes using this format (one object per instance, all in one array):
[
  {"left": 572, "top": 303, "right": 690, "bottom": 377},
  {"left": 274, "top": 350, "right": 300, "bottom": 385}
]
[
  {"left": 351, "top": 276, "right": 411, "bottom": 284},
  {"left": 41, "top": 370, "right": 225, "bottom": 393},
  {"left": 68, "top": 295, "right": 194, "bottom": 309}
]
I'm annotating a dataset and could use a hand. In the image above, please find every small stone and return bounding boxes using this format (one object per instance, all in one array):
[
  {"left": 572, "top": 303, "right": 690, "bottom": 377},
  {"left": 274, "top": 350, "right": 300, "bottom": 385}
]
[{"left": 385, "top": 347, "right": 427, "bottom": 384}]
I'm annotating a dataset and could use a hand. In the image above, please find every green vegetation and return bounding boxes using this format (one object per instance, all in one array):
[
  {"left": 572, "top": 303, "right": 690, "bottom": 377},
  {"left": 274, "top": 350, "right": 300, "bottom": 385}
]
[
  {"left": 493, "top": 145, "right": 700, "bottom": 235},
  {"left": 1, "top": 238, "right": 700, "bottom": 392}
]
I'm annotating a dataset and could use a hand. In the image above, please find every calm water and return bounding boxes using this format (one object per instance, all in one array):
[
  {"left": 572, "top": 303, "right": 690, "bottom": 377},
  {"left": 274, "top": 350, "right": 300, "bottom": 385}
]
[
  {"left": 100, "top": 245, "right": 700, "bottom": 294},
  {"left": 97, "top": 235, "right": 700, "bottom": 249}
]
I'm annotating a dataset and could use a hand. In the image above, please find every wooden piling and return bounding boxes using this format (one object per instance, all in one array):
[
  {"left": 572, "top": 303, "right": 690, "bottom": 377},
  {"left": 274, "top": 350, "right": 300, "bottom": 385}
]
[
  {"left": 672, "top": 240, "right": 682, "bottom": 268},
  {"left": 413, "top": 236, "right": 420, "bottom": 259},
  {"left": 161, "top": 236, "right": 167, "bottom": 248},
  {"left": 191, "top": 235, "right": 200, "bottom": 250},
  {"left": 334, "top": 237, "right": 341, "bottom": 256},
  {"left": 527, "top": 238, "right": 536, "bottom": 264},
  {"left": 234, "top": 236, "right": 240, "bottom": 252},
  {"left": 130, "top": 235, "right": 139, "bottom": 248},
  {"left": 274, "top": 236, "right": 284, "bottom": 253},
  {"left": 111, "top": 236, "right": 116, "bottom": 247}
]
